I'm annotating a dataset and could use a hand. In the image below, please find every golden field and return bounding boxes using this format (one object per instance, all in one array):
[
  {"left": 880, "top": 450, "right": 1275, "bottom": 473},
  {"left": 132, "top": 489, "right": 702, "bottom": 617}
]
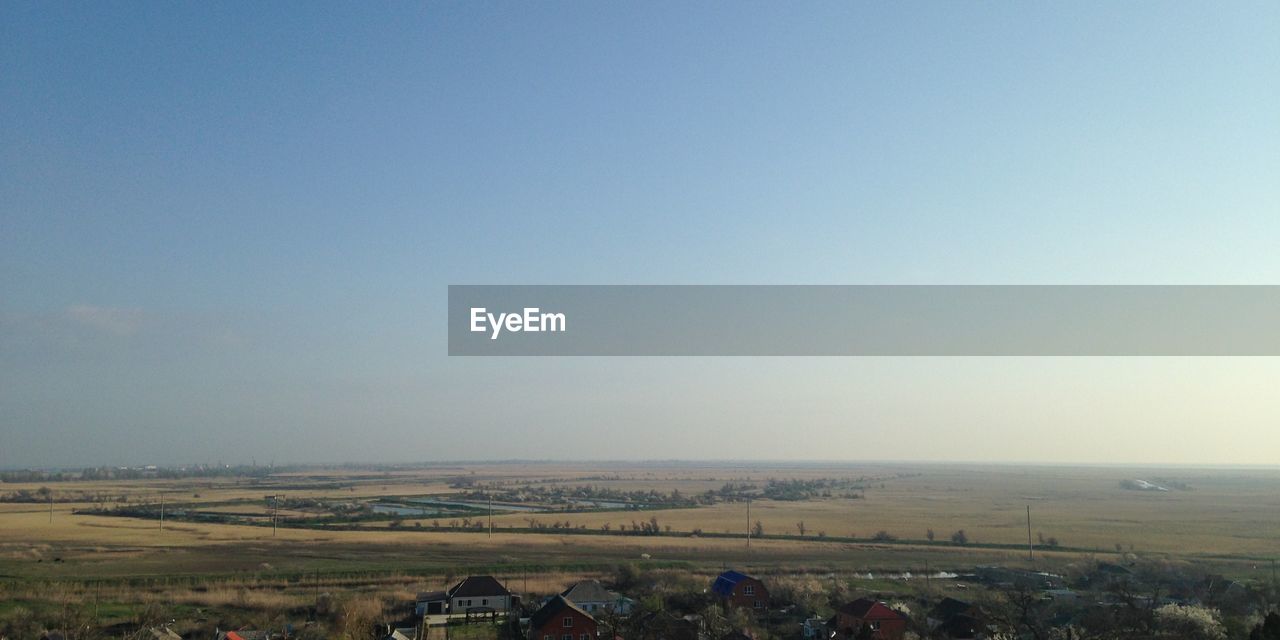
[{"left": 2, "top": 462, "right": 1278, "bottom": 582}]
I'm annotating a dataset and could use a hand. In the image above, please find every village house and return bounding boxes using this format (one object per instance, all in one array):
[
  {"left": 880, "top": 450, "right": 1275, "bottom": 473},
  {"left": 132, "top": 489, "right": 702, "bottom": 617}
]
[
  {"left": 416, "top": 575, "right": 514, "bottom": 617},
  {"left": 528, "top": 595, "right": 598, "bottom": 640},
  {"left": 711, "top": 570, "right": 769, "bottom": 610},
  {"left": 833, "top": 599, "right": 908, "bottom": 640},
  {"left": 560, "top": 579, "right": 634, "bottom": 615},
  {"left": 627, "top": 610, "right": 700, "bottom": 640},
  {"left": 927, "top": 598, "right": 976, "bottom": 630}
]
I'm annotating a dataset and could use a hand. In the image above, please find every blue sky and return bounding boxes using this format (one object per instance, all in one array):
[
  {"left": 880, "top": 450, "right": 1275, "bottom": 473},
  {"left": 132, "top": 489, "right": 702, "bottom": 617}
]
[{"left": 2, "top": 2, "right": 1278, "bottom": 467}]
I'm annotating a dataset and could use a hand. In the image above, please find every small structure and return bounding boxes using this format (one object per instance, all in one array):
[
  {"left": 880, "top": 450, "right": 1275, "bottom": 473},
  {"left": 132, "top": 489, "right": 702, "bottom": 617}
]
[
  {"left": 416, "top": 590, "right": 448, "bottom": 616},
  {"left": 147, "top": 629, "right": 183, "bottom": 640},
  {"left": 802, "top": 617, "right": 829, "bottom": 639},
  {"left": 528, "top": 594, "right": 597, "bottom": 640},
  {"left": 833, "top": 599, "right": 908, "bottom": 640},
  {"left": 560, "top": 580, "right": 634, "bottom": 615},
  {"left": 711, "top": 570, "right": 769, "bottom": 610}
]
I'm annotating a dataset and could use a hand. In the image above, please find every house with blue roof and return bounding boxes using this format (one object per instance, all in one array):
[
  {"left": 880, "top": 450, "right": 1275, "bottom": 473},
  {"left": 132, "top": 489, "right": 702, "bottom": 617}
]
[{"left": 711, "top": 570, "right": 769, "bottom": 610}]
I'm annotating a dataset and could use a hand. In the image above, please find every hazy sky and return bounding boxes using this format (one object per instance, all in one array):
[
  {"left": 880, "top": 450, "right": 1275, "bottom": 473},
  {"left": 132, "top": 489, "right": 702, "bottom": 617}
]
[{"left": 2, "top": 2, "right": 1279, "bottom": 467}]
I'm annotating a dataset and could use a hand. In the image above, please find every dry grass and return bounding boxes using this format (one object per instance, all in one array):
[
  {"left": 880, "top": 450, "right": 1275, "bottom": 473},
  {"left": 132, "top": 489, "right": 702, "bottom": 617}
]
[{"left": 2, "top": 462, "right": 1277, "bottom": 585}]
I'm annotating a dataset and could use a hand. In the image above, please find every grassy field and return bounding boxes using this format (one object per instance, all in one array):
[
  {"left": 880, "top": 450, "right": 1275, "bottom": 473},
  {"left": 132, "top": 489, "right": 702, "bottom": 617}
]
[{"left": 2, "top": 462, "right": 1278, "bottom": 586}]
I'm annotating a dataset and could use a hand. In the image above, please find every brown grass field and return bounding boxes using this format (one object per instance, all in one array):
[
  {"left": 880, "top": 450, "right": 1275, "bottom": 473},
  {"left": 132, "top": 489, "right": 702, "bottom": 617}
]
[{"left": 2, "top": 462, "right": 1278, "bottom": 585}]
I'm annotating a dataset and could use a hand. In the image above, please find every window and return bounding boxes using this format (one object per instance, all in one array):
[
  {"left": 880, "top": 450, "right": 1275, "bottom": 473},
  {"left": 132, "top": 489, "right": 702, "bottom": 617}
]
[
  {"left": 544, "top": 636, "right": 551, "bottom": 640},
  {"left": 562, "top": 635, "right": 571, "bottom": 640},
  {"left": 869, "top": 622, "right": 880, "bottom": 630},
  {"left": 754, "top": 600, "right": 762, "bottom": 609},
  {"left": 744, "top": 585, "right": 755, "bottom": 596},
  {"left": 580, "top": 634, "right": 589, "bottom": 640},
  {"left": 482, "top": 599, "right": 488, "bottom": 605},
  {"left": 563, "top": 617, "right": 574, "bottom": 628}
]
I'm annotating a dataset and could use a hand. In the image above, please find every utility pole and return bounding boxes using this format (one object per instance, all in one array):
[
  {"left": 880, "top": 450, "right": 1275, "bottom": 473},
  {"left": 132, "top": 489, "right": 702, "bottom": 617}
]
[
  {"left": 488, "top": 495, "right": 493, "bottom": 539},
  {"left": 48, "top": 492, "right": 53, "bottom": 523},
  {"left": 1026, "top": 505, "right": 1033, "bottom": 561},
  {"left": 272, "top": 495, "right": 281, "bottom": 537},
  {"left": 159, "top": 492, "right": 165, "bottom": 531},
  {"left": 746, "top": 499, "right": 751, "bottom": 548}
]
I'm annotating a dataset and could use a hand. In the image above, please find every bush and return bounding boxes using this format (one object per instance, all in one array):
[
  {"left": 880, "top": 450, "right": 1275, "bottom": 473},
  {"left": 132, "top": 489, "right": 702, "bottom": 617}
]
[{"left": 1154, "top": 604, "right": 1226, "bottom": 640}]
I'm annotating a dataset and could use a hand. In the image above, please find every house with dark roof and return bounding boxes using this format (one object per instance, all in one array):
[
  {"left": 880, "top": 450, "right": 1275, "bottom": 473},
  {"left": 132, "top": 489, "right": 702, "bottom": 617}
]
[
  {"left": 628, "top": 610, "right": 699, "bottom": 640},
  {"left": 833, "top": 599, "right": 908, "bottom": 640},
  {"left": 935, "top": 614, "right": 986, "bottom": 639},
  {"left": 711, "top": 570, "right": 769, "bottom": 610},
  {"left": 560, "top": 580, "right": 634, "bottom": 615},
  {"left": 927, "top": 598, "right": 976, "bottom": 629},
  {"left": 448, "top": 576, "right": 514, "bottom": 615},
  {"left": 528, "top": 595, "right": 598, "bottom": 640}
]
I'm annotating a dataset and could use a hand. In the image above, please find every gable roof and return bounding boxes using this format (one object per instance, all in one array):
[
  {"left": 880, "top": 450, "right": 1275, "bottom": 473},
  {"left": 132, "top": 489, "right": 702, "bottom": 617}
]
[
  {"left": 711, "top": 570, "right": 758, "bottom": 597},
  {"left": 928, "top": 597, "right": 974, "bottom": 621},
  {"left": 836, "top": 599, "right": 905, "bottom": 621},
  {"left": 530, "top": 595, "right": 595, "bottom": 629},
  {"left": 561, "top": 579, "right": 618, "bottom": 603},
  {"left": 449, "top": 575, "right": 511, "bottom": 598}
]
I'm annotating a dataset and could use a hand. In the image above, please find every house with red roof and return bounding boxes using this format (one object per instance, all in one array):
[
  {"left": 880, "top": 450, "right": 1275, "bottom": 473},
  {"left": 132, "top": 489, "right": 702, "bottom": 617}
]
[{"left": 833, "top": 599, "right": 908, "bottom": 640}]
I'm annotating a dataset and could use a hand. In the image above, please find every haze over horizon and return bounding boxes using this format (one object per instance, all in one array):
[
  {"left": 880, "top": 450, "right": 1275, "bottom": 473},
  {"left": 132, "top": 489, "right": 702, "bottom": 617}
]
[{"left": 3, "top": 3, "right": 1279, "bottom": 468}]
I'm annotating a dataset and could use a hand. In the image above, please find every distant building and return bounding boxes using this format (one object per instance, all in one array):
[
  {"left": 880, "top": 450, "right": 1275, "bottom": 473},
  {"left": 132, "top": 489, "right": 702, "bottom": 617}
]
[
  {"left": 217, "top": 632, "right": 274, "bottom": 640},
  {"left": 935, "top": 614, "right": 985, "bottom": 639},
  {"left": 529, "top": 594, "right": 598, "bottom": 640},
  {"left": 711, "top": 570, "right": 769, "bottom": 610},
  {"left": 560, "top": 580, "right": 634, "bottom": 615},
  {"left": 416, "top": 575, "right": 514, "bottom": 617},
  {"left": 833, "top": 599, "right": 908, "bottom": 640},
  {"left": 628, "top": 611, "right": 699, "bottom": 640},
  {"left": 927, "top": 598, "right": 976, "bottom": 629}
]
